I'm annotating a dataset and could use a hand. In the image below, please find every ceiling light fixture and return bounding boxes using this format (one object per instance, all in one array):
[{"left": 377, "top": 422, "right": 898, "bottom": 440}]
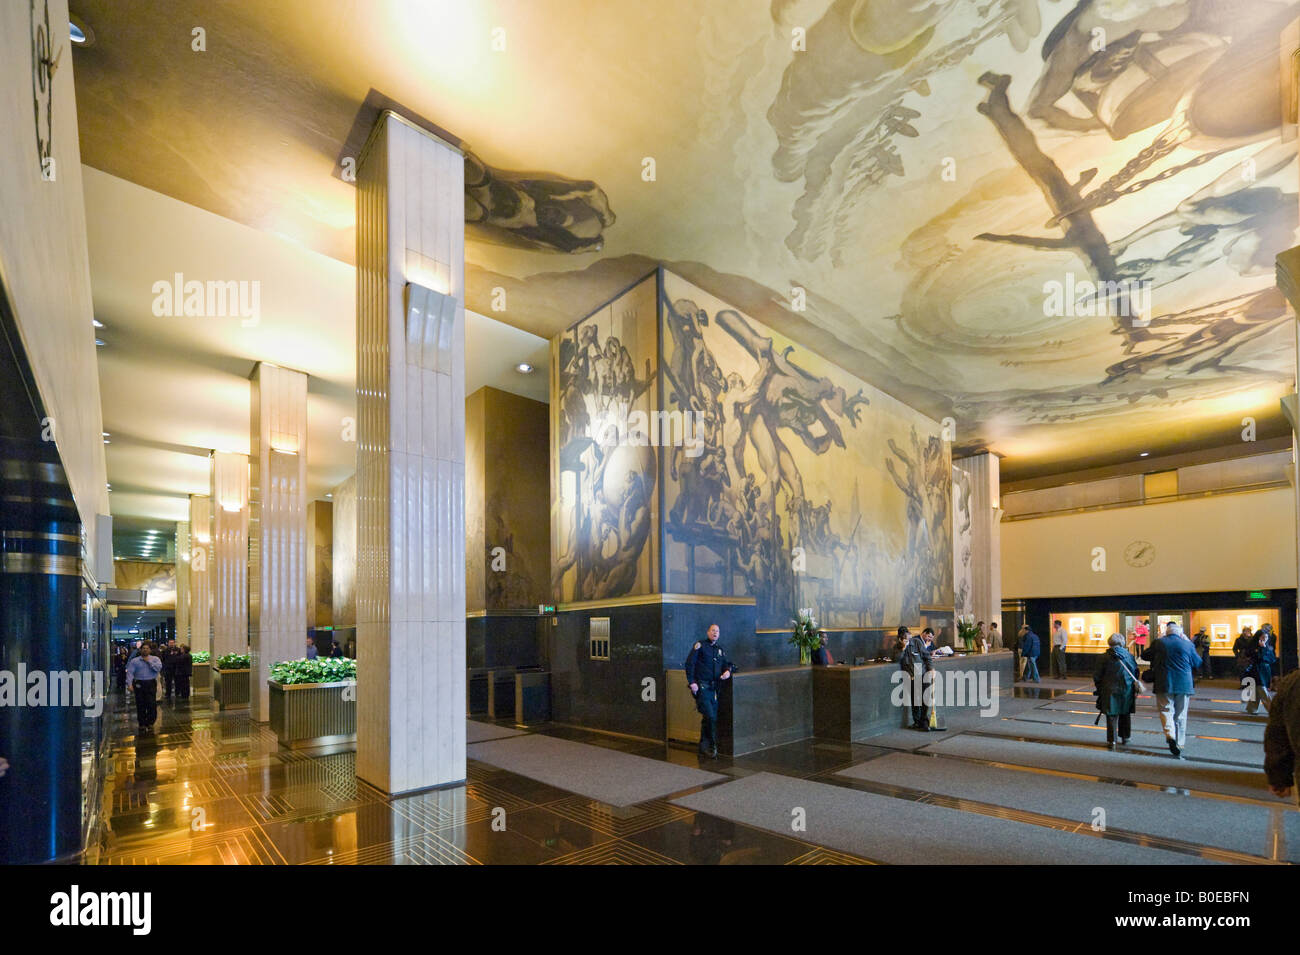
[
  {"left": 1139, "top": 451, "right": 1150, "bottom": 457},
  {"left": 93, "top": 318, "right": 104, "bottom": 328},
  {"left": 69, "top": 15, "right": 94, "bottom": 46},
  {"left": 516, "top": 362, "right": 534, "bottom": 374}
]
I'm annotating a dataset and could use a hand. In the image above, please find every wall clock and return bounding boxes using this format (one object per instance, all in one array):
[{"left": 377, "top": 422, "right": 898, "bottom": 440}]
[
  {"left": 1124, "top": 540, "right": 1155, "bottom": 567},
  {"left": 30, "top": 0, "right": 60, "bottom": 169}
]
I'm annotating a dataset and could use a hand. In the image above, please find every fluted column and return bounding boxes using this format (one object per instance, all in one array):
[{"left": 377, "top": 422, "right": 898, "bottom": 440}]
[
  {"left": 175, "top": 521, "right": 191, "bottom": 647},
  {"left": 249, "top": 362, "right": 309, "bottom": 720},
  {"left": 210, "top": 452, "right": 249, "bottom": 658},
  {"left": 355, "top": 112, "right": 466, "bottom": 794},
  {"left": 954, "top": 452, "right": 1002, "bottom": 638},
  {"left": 189, "top": 495, "right": 212, "bottom": 656}
]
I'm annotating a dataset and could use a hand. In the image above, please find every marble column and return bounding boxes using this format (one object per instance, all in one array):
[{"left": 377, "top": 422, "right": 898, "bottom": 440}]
[
  {"left": 355, "top": 111, "right": 466, "bottom": 794},
  {"left": 189, "top": 495, "right": 212, "bottom": 656},
  {"left": 249, "top": 362, "right": 309, "bottom": 720},
  {"left": 210, "top": 451, "right": 249, "bottom": 658},
  {"left": 175, "top": 521, "right": 191, "bottom": 647},
  {"left": 954, "top": 452, "right": 1002, "bottom": 638}
]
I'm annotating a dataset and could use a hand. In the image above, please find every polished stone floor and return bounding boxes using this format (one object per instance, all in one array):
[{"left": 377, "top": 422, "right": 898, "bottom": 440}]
[{"left": 89, "top": 675, "right": 1290, "bottom": 864}]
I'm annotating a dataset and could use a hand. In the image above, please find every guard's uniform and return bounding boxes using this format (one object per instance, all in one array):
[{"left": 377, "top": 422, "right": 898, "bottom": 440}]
[{"left": 684, "top": 638, "right": 733, "bottom": 756}]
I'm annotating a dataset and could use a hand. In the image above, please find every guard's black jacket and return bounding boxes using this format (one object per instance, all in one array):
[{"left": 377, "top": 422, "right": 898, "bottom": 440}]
[{"left": 684, "top": 639, "right": 733, "bottom": 685}]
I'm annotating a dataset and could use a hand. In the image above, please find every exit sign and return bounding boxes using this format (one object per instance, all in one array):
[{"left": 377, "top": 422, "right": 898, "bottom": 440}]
[{"left": 1246, "top": 591, "right": 1270, "bottom": 601}]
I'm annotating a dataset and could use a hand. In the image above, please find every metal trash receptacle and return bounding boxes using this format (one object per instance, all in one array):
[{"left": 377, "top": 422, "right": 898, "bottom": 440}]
[{"left": 515, "top": 670, "right": 551, "bottom": 724}]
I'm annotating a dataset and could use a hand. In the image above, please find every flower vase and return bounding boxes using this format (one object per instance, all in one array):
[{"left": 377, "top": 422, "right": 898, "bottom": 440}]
[{"left": 800, "top": 646, "right": 811, "bottom": 665}]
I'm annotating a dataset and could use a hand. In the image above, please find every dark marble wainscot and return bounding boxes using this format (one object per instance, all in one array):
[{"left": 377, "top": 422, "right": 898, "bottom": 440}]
[
  {"left": 813, "top": 650, "right": 1016, "bottom": 741},
  {"left": 715, "top": 664, "right": 814, "bottom": 757}
]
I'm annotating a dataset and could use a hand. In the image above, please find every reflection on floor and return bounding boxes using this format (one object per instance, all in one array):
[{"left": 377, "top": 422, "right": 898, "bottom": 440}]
[{"left": 91, "top": 677, "right": 1290, "bottom": 864}]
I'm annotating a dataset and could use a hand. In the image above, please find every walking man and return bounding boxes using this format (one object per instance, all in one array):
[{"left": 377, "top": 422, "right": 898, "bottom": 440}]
[
  {"left": 685, "top": 623, "right": 732, "bottom": 758},
  {"left": 125, "top": 642, "right": 163, "bottom": 734},
  {"left": 1144, "top": 622, "right": 1199, "bottom": 758},
  {"left": 1050, "top": 619, "right": 1069, "bottom": 679},
  {"left": 1020, "top": 625, "right": 1041, "bottom": 683}
]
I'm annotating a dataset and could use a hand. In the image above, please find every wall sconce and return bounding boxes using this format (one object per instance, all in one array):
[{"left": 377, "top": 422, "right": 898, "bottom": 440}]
[
  {"left": 270, "top": 430, "right": 300, "bottom": 455},
  {"left": 405, "top": 281, "right": 457, "bottom": 374}
]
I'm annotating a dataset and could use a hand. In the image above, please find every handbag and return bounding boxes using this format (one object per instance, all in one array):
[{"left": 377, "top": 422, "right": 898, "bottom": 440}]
[{"left": 1117, "top": 654, "right": 1147, "bottom": 695}]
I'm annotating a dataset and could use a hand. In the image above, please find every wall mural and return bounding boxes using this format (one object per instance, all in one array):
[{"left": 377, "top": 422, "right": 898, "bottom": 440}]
[
  {"left": 551, "top": 275, "right": 660, "bottom": 603},
  {"left": 462, "top": 0, "right": 1300, "bottom": 477},
  {"left": 661, "top": 271, "right": 952, "bottom": 629}
]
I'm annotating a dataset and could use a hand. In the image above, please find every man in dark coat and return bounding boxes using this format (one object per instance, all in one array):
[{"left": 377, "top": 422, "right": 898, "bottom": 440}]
[
  {"left": 811, "top": 631, "right": 835, "bottom": 666},
  {"left": 1006, "top": 624, "right": 1021, "bottom": 680},
  {"left": 1264, "top": 670, "right": 1300, "bottom": 801},
  {"left": 173, "top": 645, "right": 193, "bottom": 700},
  {"left": 1019, "top": 625, "right": 1041, "bottom": 683},
  {"left": 1093, "top": 633, "right": 1139, "bottom": 749},
  {"left": 1246, "top": 626, "right": 1278, "bottom": 714},
  {"left": 684, "top": 623, "right": 733, "bottom": 758},
  {"left": 1143, "top": 622, "right": 1200, "bottom": 758},
  {"left": 898, "top": 625, "right": 935, "bottom": 730},
  {"left": 1191, "top": 626, "right": 1212, "bottom": 682}
]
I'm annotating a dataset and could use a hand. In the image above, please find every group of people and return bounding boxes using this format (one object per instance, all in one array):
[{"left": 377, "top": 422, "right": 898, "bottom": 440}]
[
  {"left": 1091, "top": 620, "right": 1281, "bottom": 759},
  {"left": 116, "top": 639, "right": 195, "bottom": 734},
  {"left": 1090, "top": 622, "right": 1202, "bottom": 758}
]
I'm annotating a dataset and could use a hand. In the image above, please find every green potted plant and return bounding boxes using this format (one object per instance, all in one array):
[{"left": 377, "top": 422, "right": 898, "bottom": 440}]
[
  {"left": 212, "top": 652, "right": 251, "bottom": 710},
  {"left": 957, "top": 615, "right": 980, "bottom": 653},
  {"left": 790, "top": 608, "right": 821, "bottom": 666},
  {"left": 267, "top": 657, "right": 357, "bottom": 748}
]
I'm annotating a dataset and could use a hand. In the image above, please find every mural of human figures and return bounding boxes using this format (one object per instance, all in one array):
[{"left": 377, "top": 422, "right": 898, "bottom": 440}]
[
  {"left": 661, "top": 271, "right": 952, "bottom": 629},
  {"left": 551, "top": 275, "right": 660, "bottom": 603}
]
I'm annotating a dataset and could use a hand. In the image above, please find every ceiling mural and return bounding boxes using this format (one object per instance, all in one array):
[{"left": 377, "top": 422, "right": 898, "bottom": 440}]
[
  {"left": 70, "top": 0, "right": 1300, "bottom": 479},
  {"left": 466, "top": 0, "right": 1300, "bottom": 475}
]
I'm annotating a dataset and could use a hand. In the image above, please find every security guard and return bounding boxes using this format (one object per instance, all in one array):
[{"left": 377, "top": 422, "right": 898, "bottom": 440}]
[{"left": 684, "top": 623, "right": 733, "bottom": 758}]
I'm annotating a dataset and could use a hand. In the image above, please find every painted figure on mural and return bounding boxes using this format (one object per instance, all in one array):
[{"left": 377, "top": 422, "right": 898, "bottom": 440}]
[{"left": 661, "top": 273, "right": 951, "bottom": 629}]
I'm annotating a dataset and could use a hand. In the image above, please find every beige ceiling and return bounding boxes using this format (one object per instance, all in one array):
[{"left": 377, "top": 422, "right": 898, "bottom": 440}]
[
  {"left": 70, "top": 0, "right": 1300, "bottom": 482},
  {"left": 84, "top": 166, "right": 547, "bottom": 528}
]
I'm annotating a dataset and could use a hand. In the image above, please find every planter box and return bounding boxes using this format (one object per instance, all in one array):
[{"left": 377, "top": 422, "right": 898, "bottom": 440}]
[
  {"left": 268, "top": 680, "right": 357, "bottom": 749},
  {"left": 192, "top": 661, "right": 211, "bottom": 691},
  {"left": 212, "top": 667, "right": 250, "bottom": 710}
]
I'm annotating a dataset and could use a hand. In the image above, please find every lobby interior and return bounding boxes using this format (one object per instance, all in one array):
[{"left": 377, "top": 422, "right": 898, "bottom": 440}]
[{"left": 4, "top": 0, "right": 1300, "bottom": 867}]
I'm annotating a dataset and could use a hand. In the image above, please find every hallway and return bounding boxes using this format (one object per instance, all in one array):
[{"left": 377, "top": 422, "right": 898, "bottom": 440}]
[{"left": 92, "top": 676, "right": 1291, "bottom": 865}]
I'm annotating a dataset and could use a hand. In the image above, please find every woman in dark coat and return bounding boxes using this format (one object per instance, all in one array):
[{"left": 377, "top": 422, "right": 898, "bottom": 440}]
[
  {"left": 1247, "top": 628, "right": 1278, "bottom": 714},
  {"left": 1094, "top": 633, "right": 1140, "bottom": 749}
]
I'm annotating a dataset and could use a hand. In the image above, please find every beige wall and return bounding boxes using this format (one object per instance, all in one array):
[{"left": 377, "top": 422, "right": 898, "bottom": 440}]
[
  {"left": 1003, "top": 487, "right": 1296, "bottom": 599},
  {"left": 1, "top": 1, "right": 110, "bottom": 581}
]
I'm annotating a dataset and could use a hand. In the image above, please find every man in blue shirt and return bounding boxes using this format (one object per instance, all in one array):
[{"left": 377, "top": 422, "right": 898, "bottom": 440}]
[
  {"left": 1143, "top": 622, "right": 1201, "bottom": 758},
  {"left": 684, "top": 623, "right": 732, "bottom": 758},
  {"left": 305, "top": 637, "right": 318, "bottom": 660},
  {"left": 125, "top": 643, "right": 163, "bottom": 733}
]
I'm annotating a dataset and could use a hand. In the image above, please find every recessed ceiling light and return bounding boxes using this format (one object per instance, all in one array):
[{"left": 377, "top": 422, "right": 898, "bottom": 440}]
[
  {"left": 69, "top": 15, "right": 94, "bottom": 46},
  {"left": 515, "top": 362, "right": 534, "bottom": 374},
  {"left": 93, "top": 318, "right": 104, "bottom": 328},
  {"left": 1138, "top": 451, "right": 1150, "bottom": 457}
]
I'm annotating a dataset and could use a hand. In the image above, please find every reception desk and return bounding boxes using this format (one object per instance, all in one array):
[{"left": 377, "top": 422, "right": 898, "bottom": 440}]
[
  {"left": 812, "top": 651, "right": 1015, "bottom": 741},
  {"left": 711, "top": 651, "right": 1016, "bottom": 755}
]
